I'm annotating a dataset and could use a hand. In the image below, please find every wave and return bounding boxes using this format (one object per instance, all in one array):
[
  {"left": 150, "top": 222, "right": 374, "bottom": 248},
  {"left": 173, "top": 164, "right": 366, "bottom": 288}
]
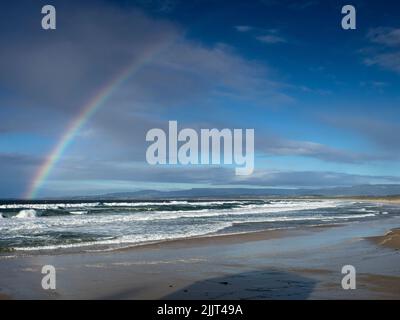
[
  {"left": 13, "top": 222, "right": 234, "bottom": 251},
  {"left": 231, "top": 213, "right": 377, "bottom": 225},
  {"left": 0, "top": 200, "right": 246, "bottom": 210},
  {"left": 101, "top": 200, "right": 247, "bottom": 207},
  {"left": 14, "top": 209, "right": 37, "bottom": 219},
  {"left": 1, "top": 199, "right": 396, "bottom": 253},
  {"left": 0, "top": 203, "right": 100, "bottom": 210},
  {"left": 0, "top": 199, "right": 339, "bottom": 219},
  {"left": 69, "top": 211, "right": 88, "bottom": 215},
  {"left": 21, "top": 202, "right": 340, "bottom": 226},
  {"left": 4, "top": 211, "right": 378, "bottom": 251}
]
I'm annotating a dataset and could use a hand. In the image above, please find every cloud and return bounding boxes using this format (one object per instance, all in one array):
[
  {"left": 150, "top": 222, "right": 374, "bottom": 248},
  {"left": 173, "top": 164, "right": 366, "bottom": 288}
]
[
  {"left": 0, "top": 1, "right": 298, "bottom": 197},
  {"left": 228, "top": 170, "right": 400, "bottom": 187},
  {"left": 0, "top": 0, "right": 297, "bottom": 201},
  {"left": 360, "top": 81, "right": 389, "bottom": 89},
  {"left": 0, "top": 153, "right": 42, "bottom": 167},
  {"left": 234, "top": 24, "right": 288, "bottom": 45},
  {"left": 259, "top": 0, "right": 318, "bottom": 10},
  {"left": 0, "top": 0, "right": 396, "bottom": 198},
  {"left": 288, "top": 1, "right": 318, "bottom": 10},
  {"left": 367, "top": 27, "right": 400, "bottom": 47},
  {"left": 0, "top": 153, "right": 43, "bottom": 198},
  {"left": 364, "top": 52, "right": 400, "bottom": 73},
  {"left": 133, "top": 0, "right": 180, "bottom": 13},
  {"left": 68, "top": 111, "right": 378, "bottom": 168},
  {"left": 256, "top": 34, "right": 287, "bottom": 44},
  {"left": 325, "top": 116, "right": 400, "bottom": 155},
  {"left": 0, "top": 2, "right": 292, "bottom": 136},
  {"left": 363, "top": 27, "right": 400, "bottom": 73},
  {"left": 235, "top": 25, "right": 253, "bottom": 32},
  {"left": 0, "top": 1, "right": 180, "bottom": 114},
  {"left": 256, "top": 133, "right": 383, "bottom": 164},
  {"left": 39, "top": 161, "right": 400, "bottom": 192}
]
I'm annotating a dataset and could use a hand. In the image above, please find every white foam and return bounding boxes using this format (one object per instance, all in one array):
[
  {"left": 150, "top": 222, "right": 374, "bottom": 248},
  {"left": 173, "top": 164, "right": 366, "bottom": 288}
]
[
  {"left": 1, "top": 199, "right": 388, "bottom": 253},
  {"left": 14, "top": 221, "right": 233, "bottom": 251},
  {"left": 231, "top": 213, "right": 376, "bottom": 224},
  {"left": 2, "top": 200, "right": 342, "bottom": 229},
  {"left": 102, "top": 202, "right": 167, "bottom": 207},
  {"left": 101, "top": 200, "right": 244, "bottom": 207},
  {"left": 0, "top": 203, "right": 100, "bottom": 209},
  {"left": 69, "top": 211, "right": 87, "bottom": 215},
  {"left": 14, "top": 209, "right": 37, "bottom": 219}
]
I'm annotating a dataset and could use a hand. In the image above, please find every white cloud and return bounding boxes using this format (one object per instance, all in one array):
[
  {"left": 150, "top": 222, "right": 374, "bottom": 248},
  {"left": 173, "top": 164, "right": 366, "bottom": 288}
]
[
  {"left": 364, "top": 52, "right": 400, "bottom": 74},
  {"left": 234, "top": 25, "right": 253, "bottom": 32},
  {"left": 367, "top": 27, "right": 400, "bottom": 47},
  {"left": 363, "top": 27, "right": 400, "bottom": 73},
  {"left": 256, "top": 34, "right": 287, "bottom": 44}
]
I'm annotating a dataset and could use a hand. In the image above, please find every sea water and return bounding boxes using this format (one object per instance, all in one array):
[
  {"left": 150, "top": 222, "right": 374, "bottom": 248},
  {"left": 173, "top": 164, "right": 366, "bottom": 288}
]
[{"left": 0, "top": 199, "right": 398, "bottom": 252}]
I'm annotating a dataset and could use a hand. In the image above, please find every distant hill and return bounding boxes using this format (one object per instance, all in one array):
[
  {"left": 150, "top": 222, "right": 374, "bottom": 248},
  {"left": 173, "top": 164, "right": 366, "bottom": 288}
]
[{"left": 66, "top": 184, "right": 400, "bottom": 200}]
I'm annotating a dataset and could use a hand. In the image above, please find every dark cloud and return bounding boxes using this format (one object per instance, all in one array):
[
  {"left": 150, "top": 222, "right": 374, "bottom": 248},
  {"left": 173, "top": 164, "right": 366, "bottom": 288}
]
[
  {"left": 0, "top": 1, "right": 179, "bottom": 114},
  {"left": 0, "top": 153, "right": 43, "bottom": 198},
  {"left": 40, "top": 159, "right": 400, "bottom": 189},
  {"left": 228, "top": 170, "right": 400, "bottom": 187},
  {"left": 0, "top": 1, "right": 292, "bottom": 137}
]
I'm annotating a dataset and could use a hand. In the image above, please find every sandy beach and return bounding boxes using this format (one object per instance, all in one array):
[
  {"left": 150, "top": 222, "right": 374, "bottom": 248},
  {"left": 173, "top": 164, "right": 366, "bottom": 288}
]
[
  {"left": 1, "top": 211, "right": 400, "bottom": 300},
  {"left": 348, "top": 197, "right": 400, "bottom": 205},
  {"left": 369, "top": 228, "right": 400, "bottom": 250}
]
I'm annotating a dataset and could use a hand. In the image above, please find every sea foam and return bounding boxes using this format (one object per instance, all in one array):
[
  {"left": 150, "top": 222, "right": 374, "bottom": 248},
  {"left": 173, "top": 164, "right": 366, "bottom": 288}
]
[{"left": 15, "top": 209, "right": 37, "bottom": 218}]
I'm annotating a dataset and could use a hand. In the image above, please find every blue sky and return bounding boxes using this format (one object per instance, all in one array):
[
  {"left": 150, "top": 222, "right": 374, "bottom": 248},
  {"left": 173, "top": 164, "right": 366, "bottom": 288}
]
[{"left": 1, "top": 0, "right": 400, "bottom": 198}]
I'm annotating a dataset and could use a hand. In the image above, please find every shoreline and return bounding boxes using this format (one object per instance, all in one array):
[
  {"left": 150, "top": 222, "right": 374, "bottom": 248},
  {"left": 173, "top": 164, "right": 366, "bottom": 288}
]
[
  {"left": 2, "top": 223, "right": 345, "bottom": 257},
  {"left": 113, "top": 223, "right": 346, "bottom": 252}
]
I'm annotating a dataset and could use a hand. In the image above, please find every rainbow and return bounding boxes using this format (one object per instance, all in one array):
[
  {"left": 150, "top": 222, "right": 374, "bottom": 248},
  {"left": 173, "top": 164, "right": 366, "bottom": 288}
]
[{"left": 25, "top": 40, "right": 173, "bottom": 199}]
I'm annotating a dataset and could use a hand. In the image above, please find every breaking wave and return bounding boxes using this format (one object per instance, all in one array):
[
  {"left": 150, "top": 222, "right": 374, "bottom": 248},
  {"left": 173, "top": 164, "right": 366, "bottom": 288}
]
[{"left": 14, "top": 209, "right": 37, "bottom": 219}]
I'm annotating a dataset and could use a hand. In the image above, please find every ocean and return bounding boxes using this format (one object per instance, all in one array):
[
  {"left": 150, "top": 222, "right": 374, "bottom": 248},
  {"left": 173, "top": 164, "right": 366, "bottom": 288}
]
[{"left": 0, "top": 199, "right": 398, "bottom": 253}]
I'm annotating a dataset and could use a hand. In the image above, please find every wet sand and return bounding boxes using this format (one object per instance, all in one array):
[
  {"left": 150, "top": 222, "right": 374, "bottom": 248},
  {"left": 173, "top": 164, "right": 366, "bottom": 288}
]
[
  {"left": 1, "top": 217, "right": 400, "bottom": 300},
  {"left": 115, "top": 224, "right": 343, "bottom": 252},
  {"left": 348, "top": 197, "right": 400, "bottom": 205},
  {"left": 369, "top": 228, "right": 400, "bottom": 250}
]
